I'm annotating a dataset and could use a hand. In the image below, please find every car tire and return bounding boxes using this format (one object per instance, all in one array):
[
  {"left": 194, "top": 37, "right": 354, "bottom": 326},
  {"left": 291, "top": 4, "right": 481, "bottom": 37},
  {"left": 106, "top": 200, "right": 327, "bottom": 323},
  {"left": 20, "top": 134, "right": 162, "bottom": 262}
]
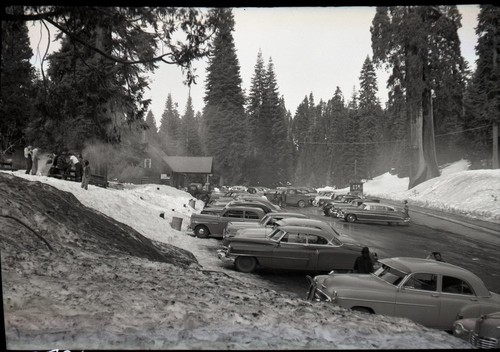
[
  {"left": 351, "top": 306, "right": 372, "bottom": 314},
  {"left": 194, "top": 225, "right": 210, "bottom": 238},
  {"left": 235, "top": 256, "right": 257, "bottom": 273},
  {"left": 298, "top": 200, "right": 306, "bottom": 208},
  {"left": 346, "top": 214, "right": 357, "bottom": 223}
]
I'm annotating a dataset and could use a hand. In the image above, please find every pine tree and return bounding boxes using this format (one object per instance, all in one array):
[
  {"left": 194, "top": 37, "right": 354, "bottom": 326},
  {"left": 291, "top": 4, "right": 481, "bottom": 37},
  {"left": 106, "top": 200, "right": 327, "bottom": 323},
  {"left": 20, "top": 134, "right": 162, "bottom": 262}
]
[
  {"left": 202, "top": 8, "right": 248, "bottom": 185},
  {"left": 179, "top": 96, "right": 202, "bottom": 156},
  {"left": 0, "top": 16, "right": 35, "bottom": 152},
  {"left": 464, "top": 5, "right": 500, "bottom": 167},
  {"left": 358, "top": 56, "right": 383, "bottom": 178},
  {"left": 144, "top": 110, "right": 158, "bottom": 145},
  {"left": 158, "top": 94, "right": 181, "bottom": 155}
]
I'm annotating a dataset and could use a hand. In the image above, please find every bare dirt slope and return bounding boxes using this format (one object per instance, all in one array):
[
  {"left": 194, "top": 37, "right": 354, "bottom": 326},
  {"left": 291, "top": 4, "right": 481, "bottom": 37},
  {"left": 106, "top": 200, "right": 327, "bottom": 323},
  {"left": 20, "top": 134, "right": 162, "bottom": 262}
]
[{"left": 0, "top": 173, "right": 196, "bottom": 267}]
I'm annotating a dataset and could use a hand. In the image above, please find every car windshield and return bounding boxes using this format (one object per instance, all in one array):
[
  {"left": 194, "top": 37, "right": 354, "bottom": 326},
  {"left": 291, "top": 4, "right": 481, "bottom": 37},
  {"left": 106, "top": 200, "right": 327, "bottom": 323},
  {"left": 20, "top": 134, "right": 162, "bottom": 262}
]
[
  {"left": 374, "top": 264, "right": 407, "bottom": 286},
  {"left": 268, "top": 228, "right": 286, "bottom": 241},
  {"left": 259, "top": 214, "right": 271, "bottom": 225}
]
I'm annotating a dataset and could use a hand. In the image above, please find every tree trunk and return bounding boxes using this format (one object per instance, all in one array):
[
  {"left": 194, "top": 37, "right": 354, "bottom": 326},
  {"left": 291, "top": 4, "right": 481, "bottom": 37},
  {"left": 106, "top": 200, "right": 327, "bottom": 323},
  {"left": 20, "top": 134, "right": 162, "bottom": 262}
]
[{"left": 408, "top": 88, "right": 440, "bottom": 189}]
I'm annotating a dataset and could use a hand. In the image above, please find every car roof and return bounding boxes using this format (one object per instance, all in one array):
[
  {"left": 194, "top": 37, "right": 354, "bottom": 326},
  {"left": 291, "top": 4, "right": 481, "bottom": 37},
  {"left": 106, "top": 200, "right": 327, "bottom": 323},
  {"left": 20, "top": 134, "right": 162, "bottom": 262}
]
[
  {"left": 225, "top": 206, "right": 265, "bottom": 213},
  {"left": 266, "top": 212, "right": 307, "bottom": 218},
  {"left": 276, "top": 225, "right": 335, "bottom": 240},
  {"left": 363, "top": 202, "right": 393, "bottom": 207},
  {"left": 278, "top": 218, "right": 329, "bottom": 226},
  {"left": 380, "top": 257, "right": 490, "bottom": 296}
]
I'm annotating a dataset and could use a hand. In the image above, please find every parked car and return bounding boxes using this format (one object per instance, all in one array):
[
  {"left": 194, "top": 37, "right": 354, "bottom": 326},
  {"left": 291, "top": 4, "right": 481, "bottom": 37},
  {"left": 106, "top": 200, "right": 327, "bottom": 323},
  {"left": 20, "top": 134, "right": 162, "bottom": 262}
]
[
  {"left": 306, "top": 257, "right": 500, "bottom": 331},
  {"left": 207, "top": 190, "right": 248, "bottom": 204},
  {"left": 282, "top": 187, "right": 315, "bottom": 208},
  {"left": 217, "top": 225, "right": 370, "bottom": 273},
  {"left": 323, "top": 198, "right": 380, "bottom": 217},
  {"left": 319, "top": 193, "right": 359, "bottom": 208},
  {"left": 202, "top": 199, "right": 280, "bottom": 215},
  {"left": 189, "top": 206, "right": 265, "bottom": 238},
  {"left": 339, "top": 202, "right": 410, "bottom": 225},
  {"left": 312, "top": 191, "right": 336, "bottom": 206},
  {"left": 223, "top": 212, "right": 308, "bottom": 246},
  {"left": 453, "top": 311, "right": 500, "bottom": 349}
]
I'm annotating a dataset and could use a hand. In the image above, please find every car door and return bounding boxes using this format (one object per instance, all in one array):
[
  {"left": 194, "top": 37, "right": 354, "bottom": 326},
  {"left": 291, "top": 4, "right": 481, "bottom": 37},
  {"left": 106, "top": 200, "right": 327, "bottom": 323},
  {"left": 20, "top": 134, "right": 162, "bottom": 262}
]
[
  {"left": 395, "top": 273, "right": 441, "bottom": 328},
  {"left": 357, "top": 204, "right": 374, "bottom": 221},
  {"left": 218, "top": 209, "right": 245, "bottom": 235},
  {"left": 308, "top": 235, "right": 356, "bottom": 272},
  {"left": 270, "top": 232, "right": 311, "bottom": 269},
  {"left": 286, "top": 189, "right": 298, "bottom": 205},
  {"left": 438, "top": 275, "right": 480, "bottom": 330}
]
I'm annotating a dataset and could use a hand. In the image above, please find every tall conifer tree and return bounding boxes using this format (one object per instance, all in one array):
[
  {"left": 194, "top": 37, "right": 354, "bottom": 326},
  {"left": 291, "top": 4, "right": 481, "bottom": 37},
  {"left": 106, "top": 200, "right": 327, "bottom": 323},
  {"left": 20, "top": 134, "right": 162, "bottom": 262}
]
[{"left": 202, "top": 8, "right": 247, "bottom": 185}]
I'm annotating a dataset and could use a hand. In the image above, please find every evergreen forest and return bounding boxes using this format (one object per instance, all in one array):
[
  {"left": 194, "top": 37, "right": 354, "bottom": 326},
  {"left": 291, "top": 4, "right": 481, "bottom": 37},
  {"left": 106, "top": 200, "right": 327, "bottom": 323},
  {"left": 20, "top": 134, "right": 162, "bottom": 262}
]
[{"left": 1, "top": 6, "right": 499, "bottom": 189}]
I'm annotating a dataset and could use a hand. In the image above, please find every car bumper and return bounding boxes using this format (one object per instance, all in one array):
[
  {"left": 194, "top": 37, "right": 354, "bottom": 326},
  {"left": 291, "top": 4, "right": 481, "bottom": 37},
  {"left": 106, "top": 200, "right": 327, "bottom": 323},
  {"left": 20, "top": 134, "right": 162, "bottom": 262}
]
[{"left": 217, "top": 249, "right": 234, "bottom": 264}]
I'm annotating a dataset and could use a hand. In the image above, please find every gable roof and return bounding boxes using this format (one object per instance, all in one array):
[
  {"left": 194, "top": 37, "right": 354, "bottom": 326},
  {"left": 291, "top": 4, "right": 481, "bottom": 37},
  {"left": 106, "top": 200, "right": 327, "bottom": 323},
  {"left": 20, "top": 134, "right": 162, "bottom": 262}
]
[{"left": 163, "top": 156, "right": 213, "bottom": 174}]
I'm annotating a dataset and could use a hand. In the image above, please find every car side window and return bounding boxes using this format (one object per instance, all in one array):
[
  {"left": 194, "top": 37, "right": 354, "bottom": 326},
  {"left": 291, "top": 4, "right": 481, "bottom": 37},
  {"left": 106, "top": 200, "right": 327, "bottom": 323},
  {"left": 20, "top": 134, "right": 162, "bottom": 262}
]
[
  {"left": 403, "top": 273, "right": 437, "bottom": 291},
  {"left": 442, "top": 276, "right": 475, "bottom": 295},
  {"left": 245, "top": 211, "right": 260, "bottom": 219},
  {"left": 223, "top": 210, "right": 244, "bottom": 218},
  {"left": 306, "top": 235, "right": 329, "bottom": 245}
]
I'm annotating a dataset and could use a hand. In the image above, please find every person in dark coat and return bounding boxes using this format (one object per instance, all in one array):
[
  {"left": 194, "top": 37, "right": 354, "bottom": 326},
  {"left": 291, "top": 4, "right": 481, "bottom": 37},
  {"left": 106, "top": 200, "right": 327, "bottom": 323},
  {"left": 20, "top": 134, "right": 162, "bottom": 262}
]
[
  {"left": 24, "top": 145, "right": 32, "bottom": 174},
  {"left": 353, "top": 247, "right": 374, "bottom": 274},
  {"left": 403, "top": 200, "right": 409, "bottom": 217}
]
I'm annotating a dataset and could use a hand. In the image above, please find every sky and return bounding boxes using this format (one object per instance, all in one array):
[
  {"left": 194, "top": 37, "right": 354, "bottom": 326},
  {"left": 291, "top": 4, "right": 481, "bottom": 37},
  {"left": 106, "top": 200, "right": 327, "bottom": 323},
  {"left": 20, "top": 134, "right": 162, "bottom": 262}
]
[
  {"left": 27, "top": 5, "right": 481, "bottom": 126},
  {"left": 3, "top": 159, "right": 498, "bottom": 349}
]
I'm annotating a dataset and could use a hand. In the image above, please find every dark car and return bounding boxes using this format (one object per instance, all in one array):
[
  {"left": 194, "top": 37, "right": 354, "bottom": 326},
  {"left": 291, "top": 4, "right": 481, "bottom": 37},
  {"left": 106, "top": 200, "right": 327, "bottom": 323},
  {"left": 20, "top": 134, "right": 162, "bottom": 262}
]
[
  {"left": 217, "top": 225, "right": 367, "bottom": 273},
  {"left": 339, "top": 202, "right": 410, "bottom": 225},
  {"left": 320, "top": 194, "right": 360, "bottom": 209},
  {"left": 189, "top": 206, "right": 265, "bottom": 238},
  {"left": 323, "top": 198, "right": 380, "bottom": 217}
]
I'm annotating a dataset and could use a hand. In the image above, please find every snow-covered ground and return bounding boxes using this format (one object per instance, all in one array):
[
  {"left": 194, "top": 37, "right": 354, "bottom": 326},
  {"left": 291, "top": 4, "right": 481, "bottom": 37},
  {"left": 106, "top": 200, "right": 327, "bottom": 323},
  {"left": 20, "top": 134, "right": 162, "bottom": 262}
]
[
  {"left": 2, "top": 159, "right": 498, "bottom": 349},
  {"left": 319, "top": 159, "right": 500, "bottom": 222}
]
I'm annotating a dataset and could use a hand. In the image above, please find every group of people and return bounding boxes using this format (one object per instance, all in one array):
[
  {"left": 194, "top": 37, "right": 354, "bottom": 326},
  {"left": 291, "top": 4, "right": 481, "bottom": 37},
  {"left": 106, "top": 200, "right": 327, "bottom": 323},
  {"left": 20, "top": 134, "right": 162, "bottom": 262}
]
[
  {"left": 24, "top": 144, "right": 91, "bottom": 190},
  {"left": 23, "top": 145, "right": 40, "bottom": 175}
]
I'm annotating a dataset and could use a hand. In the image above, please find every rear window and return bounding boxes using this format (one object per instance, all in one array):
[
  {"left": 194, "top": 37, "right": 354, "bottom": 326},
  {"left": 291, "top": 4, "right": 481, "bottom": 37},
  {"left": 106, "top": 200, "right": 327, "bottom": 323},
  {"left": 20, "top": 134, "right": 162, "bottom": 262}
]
[
  {"left": 442, "top": 276, "right": 475, "bottom": 295},
  {"left": 223, "top": 210, "right": 244, "bottom": 218},
  {"left": 245, "top": 211, "right": 260, "bottom": 219}
]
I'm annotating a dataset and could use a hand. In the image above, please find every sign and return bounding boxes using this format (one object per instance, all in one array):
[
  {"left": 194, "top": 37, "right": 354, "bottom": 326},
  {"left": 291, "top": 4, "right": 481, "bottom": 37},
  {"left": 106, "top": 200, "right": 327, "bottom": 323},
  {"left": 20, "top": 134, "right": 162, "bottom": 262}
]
[
  {"left": 160, "top": 174, "right": 170, "bottom": 180},
  {"left": 350, "top": 182, "right": 363, "bottom": 194}
]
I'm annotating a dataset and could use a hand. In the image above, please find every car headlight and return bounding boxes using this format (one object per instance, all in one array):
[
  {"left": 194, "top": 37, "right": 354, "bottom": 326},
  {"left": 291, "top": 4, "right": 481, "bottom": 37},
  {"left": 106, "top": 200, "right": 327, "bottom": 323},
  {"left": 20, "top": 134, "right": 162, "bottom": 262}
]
[{"left": 452, "top": 322, "right": 469, "bottom": 337}]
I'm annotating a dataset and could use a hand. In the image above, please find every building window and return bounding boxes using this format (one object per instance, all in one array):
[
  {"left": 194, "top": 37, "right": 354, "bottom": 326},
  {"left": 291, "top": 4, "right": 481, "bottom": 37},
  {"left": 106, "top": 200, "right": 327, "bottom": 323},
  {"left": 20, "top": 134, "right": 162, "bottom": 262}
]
[{"left": 144, "top": 158, "right": 152, "bottom": 168}]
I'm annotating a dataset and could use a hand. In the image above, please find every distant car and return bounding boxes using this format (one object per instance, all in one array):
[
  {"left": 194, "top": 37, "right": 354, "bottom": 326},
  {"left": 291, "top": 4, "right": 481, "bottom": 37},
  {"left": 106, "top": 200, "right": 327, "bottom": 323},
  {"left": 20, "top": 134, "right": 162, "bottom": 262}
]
[
  {"left": 202, "top": 199, "right": 280, "bottom": 215},
  {"left": 339, "top": 202, "right": 410, "bottom": 225},
  {"left": 312, "top": 191, "right": 335, "bottom": 206},
  {"left": 282, "top": 187, "right": 315, "bottom": 208},
  {"left": 189, "top": 206, "right": 265, "bottom": 238},
  {"left": 217, "top": 225, "right": 372, "bottom": 273},
  {"left": 323, "top": 198, "right": 380, "bottom": 217},
  {"left": 319, "top": 194, "right": 359, "bottom": 208},
  {"left": 223, "top": 212, "right": 308, "bottom": 246},
  {"left": 207, "top": 190, "right": 248, "bottom": 204},
  {"left": 306, "top": 257, "right": 500, "bottom": 331},
  {"left": 453, "top": 311, "right": 500, "bottom": 349}
]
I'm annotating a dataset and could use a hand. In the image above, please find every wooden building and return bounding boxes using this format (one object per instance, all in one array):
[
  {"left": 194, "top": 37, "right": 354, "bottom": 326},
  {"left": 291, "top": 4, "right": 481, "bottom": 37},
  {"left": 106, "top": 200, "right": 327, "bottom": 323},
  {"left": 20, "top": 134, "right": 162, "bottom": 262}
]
[{"left": 143, "top": 144, "right": 213, "bottom": 188}]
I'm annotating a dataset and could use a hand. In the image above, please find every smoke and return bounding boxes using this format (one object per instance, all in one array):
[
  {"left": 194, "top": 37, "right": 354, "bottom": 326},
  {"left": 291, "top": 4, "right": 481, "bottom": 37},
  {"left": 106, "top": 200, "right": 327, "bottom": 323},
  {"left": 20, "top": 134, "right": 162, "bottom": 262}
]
[{"left": 81, "top": 140, "right": 145, "bottom": 183}]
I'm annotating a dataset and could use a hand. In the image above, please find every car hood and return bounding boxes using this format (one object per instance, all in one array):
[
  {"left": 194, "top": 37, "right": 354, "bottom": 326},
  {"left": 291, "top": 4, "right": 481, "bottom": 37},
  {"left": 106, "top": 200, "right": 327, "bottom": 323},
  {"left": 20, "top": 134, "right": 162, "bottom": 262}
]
[{"left": 315, "top": 273, "right": 395, "bottom": 293}]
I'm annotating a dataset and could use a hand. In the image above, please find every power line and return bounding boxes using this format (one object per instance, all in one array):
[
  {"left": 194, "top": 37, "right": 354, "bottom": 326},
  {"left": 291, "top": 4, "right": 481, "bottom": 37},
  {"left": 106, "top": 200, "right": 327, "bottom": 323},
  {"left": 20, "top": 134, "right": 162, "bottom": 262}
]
[{"left": 298, "top": 125, "right": 490, "bottom": 146}]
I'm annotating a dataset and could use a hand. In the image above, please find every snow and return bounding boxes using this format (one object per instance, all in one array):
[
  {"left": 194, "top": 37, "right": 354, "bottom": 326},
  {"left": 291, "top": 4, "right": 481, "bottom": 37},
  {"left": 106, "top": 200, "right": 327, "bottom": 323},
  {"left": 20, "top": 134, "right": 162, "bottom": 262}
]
[{"left": 2, "top": 159, "right": 498, "bottom": 349}]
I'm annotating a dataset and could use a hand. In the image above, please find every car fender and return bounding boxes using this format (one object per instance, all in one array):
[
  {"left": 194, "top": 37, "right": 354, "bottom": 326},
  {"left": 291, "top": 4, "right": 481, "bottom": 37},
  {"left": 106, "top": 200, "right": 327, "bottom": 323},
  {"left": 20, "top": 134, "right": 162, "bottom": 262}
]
[{"left": 336, "top": 287, "right": 397, "bottom": 315}]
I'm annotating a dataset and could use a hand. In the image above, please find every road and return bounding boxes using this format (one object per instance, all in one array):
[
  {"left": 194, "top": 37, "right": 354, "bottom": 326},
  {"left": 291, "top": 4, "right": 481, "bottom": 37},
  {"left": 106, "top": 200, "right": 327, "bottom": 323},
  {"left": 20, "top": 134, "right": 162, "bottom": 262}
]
[{"left": 222, "top": 204, "right": 500, "bottom": 299}]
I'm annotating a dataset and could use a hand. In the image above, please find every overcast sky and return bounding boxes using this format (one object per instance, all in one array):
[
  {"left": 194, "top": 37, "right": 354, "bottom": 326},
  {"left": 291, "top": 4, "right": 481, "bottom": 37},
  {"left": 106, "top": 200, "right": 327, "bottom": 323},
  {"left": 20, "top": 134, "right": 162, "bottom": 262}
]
[{"left": 28, "top": 5, "right": 481, "bottom": 125}]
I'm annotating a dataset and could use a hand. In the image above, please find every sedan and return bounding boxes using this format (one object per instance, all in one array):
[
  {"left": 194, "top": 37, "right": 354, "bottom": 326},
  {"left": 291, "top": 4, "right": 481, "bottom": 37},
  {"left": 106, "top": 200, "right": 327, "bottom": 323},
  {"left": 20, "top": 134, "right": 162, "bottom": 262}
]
[
  {"left": 306, "top": 257, "right": 500, "bottom": 331},
  {"left": 339, "top": 202, "right": 410, "bottom": 224},
  {"left": 453, "top": 312, "right": 500, "bottom": 349},
  {"left": 223, "top": 212, "right": 307, "bottom": 245},
  {"left": 217, "top": 225, "right": 368, "bottom": 273}
]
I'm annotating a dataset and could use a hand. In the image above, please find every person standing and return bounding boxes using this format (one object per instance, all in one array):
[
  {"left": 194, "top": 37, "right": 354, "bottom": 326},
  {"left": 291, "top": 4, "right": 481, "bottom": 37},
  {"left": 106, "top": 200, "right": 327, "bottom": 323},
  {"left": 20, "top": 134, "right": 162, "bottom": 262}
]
[
  {"left": 353, "top": 247, "right": 374, "bottom": 274},
  {"left": 24, "top": 145, "right": 32, "bottom": 174},
  {"left": 403, "top": 200, "right": 409, "bottom": 217},
  {"left": 31, "top": 147, "right": 39, "bottom": 175},
  {"left": 81, "top": 160, "right": 91, "bottom": 190},
  {"left": 69, "top": 153, "right": 82, "bottom": 181}
]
